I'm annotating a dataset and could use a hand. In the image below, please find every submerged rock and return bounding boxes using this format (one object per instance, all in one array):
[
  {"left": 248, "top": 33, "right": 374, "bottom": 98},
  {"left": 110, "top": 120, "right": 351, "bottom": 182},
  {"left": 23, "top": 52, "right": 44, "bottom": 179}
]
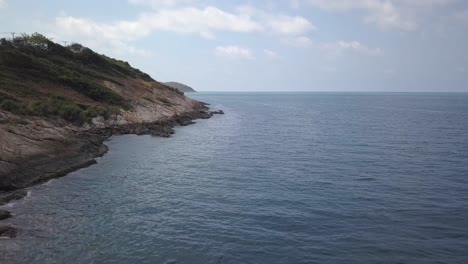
[
  {"left": 0, "top": 226, "right": 17, "bottom": 238},
  {"left": 0, "top": 210, "right": 12, "bottom": 220},
  {"left": 211, "top": 110, "right": 224, "bottom": 115},
  {"left": 0, "top": 190, "right": 28, "bottom": 206}
]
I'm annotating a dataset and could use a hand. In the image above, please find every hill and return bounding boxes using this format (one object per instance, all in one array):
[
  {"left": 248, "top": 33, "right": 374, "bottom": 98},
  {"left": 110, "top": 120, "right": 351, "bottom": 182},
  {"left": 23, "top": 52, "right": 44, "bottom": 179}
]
[
  {"left": 0, "top": 33, "right": 218, "bottom": 191},
  {"left": 164, "top": 82, "right": 196, "bottom": 93}
]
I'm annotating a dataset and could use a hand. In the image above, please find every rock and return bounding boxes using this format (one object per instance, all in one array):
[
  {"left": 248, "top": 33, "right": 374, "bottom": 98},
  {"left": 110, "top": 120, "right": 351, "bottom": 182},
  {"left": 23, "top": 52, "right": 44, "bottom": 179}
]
[
  {"left": 0, "top": 226, "right": 17, "bottom": 238},
  {"left": 0, "top": 104, "right": 218, "bottom": 191},
  {"left": 198, "top": 111, "right": 213, "bottom": 119},
  {"left": 211, "top": 110, "right": 224, "bottom": 115},
  {"left": 0, "top": 210, "right": 12, "bottom": 220},
  {"left": 0, "top": 190, "right": 28, "bottom": 206}
]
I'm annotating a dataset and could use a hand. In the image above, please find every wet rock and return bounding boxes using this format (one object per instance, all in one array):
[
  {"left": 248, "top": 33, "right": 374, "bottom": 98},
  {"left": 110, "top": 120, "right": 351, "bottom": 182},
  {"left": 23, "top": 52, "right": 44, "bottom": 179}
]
[
  {"left": 0, "top": 210, "right": 12, "bottom": 220},
  {"left": 0, "top": 104, "right": 222, "bottom": 191},
  {"left": 0, "top": 190, "right": 28, "bottom": 206},
  {"left": 211, "top": 110, "right": 224, "bottom": 115},
  {"left": 0, "top": 226, "right": 17, "bottom": 238},
  {"left": 198, "top": 111, "right": 213, "bottom": 119},
  {"left": 177, "top": 117, "right": 196, "bottom": 126}
]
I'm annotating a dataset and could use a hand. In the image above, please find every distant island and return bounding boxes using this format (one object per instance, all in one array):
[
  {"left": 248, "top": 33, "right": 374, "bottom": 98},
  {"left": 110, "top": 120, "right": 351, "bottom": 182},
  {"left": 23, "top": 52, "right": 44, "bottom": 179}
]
[
  {"left": 0, "top": 33, "right": 222, "bottom": 234},
  {"left": 163, "top": 82, "right": 196, "bottom": 93}
]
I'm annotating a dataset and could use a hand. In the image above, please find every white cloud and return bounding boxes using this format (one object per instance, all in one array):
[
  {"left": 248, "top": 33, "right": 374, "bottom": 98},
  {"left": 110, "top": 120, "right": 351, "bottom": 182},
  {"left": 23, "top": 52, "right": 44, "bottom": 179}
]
[
  {"left": 283, "top": 36, "right": 314, "bottom": 47},
  {"left": 53, "top": 7, "right": 263, "bottom": 42},
  {"left": 52, "top": 16, "right": 151, "bottom": 56},
  {"left": 0, "top": 0, "right": 6, "bottom": 8},
  {"left": 395, "top": 0, "right": 458, "bottom": 7},
  {"left": 264, "top": 49, "right": 281, "bottom": 59},
  {"left": 320, "top": 40, "right": 382, "bottom": 56},
  {"left": 55, "top": 16, "right": 149, "bottom": 42},
  {"left": 128, "top": 0, "right": 192, "bottom": 8},
  {"left": 49, "top": 4, "right": 318, "bottom": 55},
  {"left": 267, "top": 15, "right": 316, "bottom": 35},
  {"left": 215, "top": 45, "right": 254, "bottom": 60},
  {"left": 301, "top": 0, "right": 415, "bottom": 30},
  {"left": 138, "top": 7, "right": 263, "bottom": 38},
  {"left": 295, "top": 0, "right": 458, "bottom": 31},
  {"left": 237, "top": 5, "right": 316, "bottom": 35},
  {"left": 50, "top": 6, "right": 264, "bottom": 55}
]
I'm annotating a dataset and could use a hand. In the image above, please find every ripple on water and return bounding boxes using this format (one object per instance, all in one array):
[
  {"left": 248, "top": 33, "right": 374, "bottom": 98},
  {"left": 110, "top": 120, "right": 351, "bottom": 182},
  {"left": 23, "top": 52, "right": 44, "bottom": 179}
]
[{"left": 1, "top": 93, "right": 468, "bottom": 264}]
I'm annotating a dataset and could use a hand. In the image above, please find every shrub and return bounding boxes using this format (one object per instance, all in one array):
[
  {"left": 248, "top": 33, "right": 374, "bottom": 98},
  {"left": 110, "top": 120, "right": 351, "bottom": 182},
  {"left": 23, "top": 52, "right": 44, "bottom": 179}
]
[
  {"left": 28, "top": 98, "right": 118, "bottom": 125},
  {"left": 0, "top": 99, "right": 20, "bottom": 112}
]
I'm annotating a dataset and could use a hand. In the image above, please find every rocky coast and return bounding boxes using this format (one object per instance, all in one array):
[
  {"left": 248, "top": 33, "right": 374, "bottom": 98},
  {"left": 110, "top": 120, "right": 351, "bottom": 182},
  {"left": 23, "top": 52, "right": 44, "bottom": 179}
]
[
  {"left": 0, "top": 33, "right": 223, "bottom": 237},
  {"left": 0, "top": 104, "right": 223, "bottom": 238}
]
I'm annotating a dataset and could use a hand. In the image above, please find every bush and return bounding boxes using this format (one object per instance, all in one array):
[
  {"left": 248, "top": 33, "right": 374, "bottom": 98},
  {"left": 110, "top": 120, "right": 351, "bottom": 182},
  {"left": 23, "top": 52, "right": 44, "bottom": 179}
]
[
  {"left": 29, "top": 98, "right": 118, "bottom": 125},
  {"left": 0, "top": 99, "right": 20, "bottom": 112}
]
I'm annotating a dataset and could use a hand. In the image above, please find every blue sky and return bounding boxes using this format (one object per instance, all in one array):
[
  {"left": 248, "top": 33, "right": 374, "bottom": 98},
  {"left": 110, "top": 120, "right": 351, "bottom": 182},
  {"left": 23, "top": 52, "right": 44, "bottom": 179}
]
[{"left": 1, "top": 0, "right": 467, "bottom": 92}]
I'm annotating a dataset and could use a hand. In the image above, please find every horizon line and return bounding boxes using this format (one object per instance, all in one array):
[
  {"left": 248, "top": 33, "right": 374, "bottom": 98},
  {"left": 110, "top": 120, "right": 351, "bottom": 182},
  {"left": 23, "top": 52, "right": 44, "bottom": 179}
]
[{"left": 192, "top": 91, "right": 468, "bottom": 93}]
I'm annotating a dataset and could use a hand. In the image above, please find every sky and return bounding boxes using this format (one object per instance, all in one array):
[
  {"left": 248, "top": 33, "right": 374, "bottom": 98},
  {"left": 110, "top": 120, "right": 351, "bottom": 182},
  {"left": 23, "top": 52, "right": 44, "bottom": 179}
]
[{"left": 1, "top": 0, "right": 468, "bottom": 92}]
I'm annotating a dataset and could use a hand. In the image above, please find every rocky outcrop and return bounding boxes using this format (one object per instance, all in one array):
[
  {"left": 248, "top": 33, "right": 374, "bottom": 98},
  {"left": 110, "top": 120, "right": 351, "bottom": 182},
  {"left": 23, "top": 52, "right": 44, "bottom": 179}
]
[
  {"left": 0, "top": 103, "right": 215, "bottom": 191},
  {"left": 0, "top": 37, "right": 223, "bottom": 197},
  {"left": 211, "top": 110, "right": 224, "bottom": 115}
]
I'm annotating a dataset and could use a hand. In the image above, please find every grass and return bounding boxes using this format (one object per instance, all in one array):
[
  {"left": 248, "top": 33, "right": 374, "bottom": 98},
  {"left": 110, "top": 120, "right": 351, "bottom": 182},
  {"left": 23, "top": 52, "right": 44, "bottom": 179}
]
[{"left": 0, "top": 96, "right": 119, "bottom": 125}]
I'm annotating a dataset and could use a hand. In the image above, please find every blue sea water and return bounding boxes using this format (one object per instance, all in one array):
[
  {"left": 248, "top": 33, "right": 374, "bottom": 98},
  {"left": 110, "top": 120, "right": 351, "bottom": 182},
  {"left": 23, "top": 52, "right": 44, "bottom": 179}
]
[{"left": 1, "top": 92, "right": 468, "bottom": 263}]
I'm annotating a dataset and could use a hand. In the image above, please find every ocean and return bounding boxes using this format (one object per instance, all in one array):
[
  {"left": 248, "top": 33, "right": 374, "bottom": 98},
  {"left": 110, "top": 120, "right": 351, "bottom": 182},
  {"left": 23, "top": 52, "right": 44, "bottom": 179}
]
[{"left": 1, "top": 92, "right": 468, "bottom": 263}]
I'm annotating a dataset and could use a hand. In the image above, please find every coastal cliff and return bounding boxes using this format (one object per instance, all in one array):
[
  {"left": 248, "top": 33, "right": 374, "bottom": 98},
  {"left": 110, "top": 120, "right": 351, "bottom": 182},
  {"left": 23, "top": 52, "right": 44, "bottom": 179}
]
[{"left": 0, "top": 33, "right": 219, "bottom": 192}]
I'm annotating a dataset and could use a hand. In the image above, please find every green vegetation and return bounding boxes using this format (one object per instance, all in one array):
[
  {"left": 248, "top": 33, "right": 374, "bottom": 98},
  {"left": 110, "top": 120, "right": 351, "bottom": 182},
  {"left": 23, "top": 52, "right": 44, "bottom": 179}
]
[
  {"left": 0, "top": 33, "right": 162, "bottom": 124},
  {"left": 166, "top": 86, "right": 185, "bottom": 96},
  {"left": 30, "top": 97, "right": 119, "bottom": 124},
  {"left": 0, "top": 95, "right": 119, "bottom": 125}
]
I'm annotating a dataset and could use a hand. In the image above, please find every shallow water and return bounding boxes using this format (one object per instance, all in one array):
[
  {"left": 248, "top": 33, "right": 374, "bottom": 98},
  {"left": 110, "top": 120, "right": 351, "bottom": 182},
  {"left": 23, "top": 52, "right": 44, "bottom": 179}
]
[{"left": 1, "top": 93, "right": 468, "bottom": 263}]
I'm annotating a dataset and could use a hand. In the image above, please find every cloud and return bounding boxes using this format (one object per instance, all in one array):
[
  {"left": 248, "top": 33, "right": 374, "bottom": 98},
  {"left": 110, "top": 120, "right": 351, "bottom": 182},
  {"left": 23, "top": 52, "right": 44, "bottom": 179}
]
[
  {"left": 282, "top": 36, "right": 313, "bottom": 47},
  {"left": 300, "top": 0, "right": 415, "bottom": 30},
  {"left": 295, "top": 0, "right": 458, "bottom": 31},
  {"left": 50, "top": 6, "right": 264, "bottom": 55},
  {"left": 320, "top": 40, "right": 382, "bottom": 56},
  {"left": 237, "top": 5, "right": 316, "bottom": 35},
  {"left": 264, "top": 49, "right": 281, "bottom": 59},
  {"left": 128, "top": 0, "right": 192, "bottom": 8},
  {"left": 53, "top": 6, "right": 263, "bottom": 42},
  {"left": 138, "top": 7, "right": 263, "bottom": 38},
  {"left": 51, "top": 16, "right": 151, "bottom": 56},
  {"left": 0, "top": 0, "right": 6, "bottom": 8},
  {"left": 267, "top": 15, "right": 316, "bottom": 35},
  {"left": 48, "top": 3, "right": 317, "bottom": 55},
  {"left": 215, "top": 45, "right": 254, "bottom": 60}
]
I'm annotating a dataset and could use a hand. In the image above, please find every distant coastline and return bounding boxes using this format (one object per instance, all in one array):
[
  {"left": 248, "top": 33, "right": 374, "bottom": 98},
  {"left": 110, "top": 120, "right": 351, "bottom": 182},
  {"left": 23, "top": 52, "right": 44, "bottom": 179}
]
[{"left": 163, "top": 82, "right": 197, "bottom": 93}]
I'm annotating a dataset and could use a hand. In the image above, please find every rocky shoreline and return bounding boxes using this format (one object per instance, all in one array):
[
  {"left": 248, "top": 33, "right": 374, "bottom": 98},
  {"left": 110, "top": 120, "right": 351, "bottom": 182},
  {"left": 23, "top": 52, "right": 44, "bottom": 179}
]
[{"left": 0, "top": 106, "right": 223, "bottom": 238}]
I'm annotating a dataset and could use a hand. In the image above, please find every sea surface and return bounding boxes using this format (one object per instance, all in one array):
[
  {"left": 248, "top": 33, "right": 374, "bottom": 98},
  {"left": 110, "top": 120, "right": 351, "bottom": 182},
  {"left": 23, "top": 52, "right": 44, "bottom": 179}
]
[{"left": 1, "top": 93, "right": 468, "bottom": 263}]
